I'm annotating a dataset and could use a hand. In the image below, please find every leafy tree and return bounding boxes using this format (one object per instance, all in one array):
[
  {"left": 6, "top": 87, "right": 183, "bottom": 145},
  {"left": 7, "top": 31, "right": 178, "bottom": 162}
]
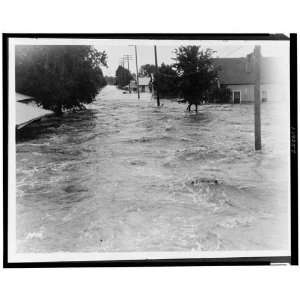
[
  {"left": 173, "top": 46, "right": 219, "bottom": 109},
  {"left": 139, "top": 64, "right": 156, "bottom": 77},
  {"left": 115, "top": 65, "right": 133, "bottom": 88},
  {"left": 153, "top": 63, "right": 178, "bottom": 97},
  {"left": 15, "top": 45, "right": 107, "bottom": 114}
]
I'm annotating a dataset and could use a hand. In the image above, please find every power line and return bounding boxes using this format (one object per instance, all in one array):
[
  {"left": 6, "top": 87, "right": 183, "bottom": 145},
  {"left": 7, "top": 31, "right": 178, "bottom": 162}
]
[
  {"left": 129, "top": 45, "right": 140, "bottom": 99},
  {"left": 123, "top": 54, "right": 133, "bottom": 71}
]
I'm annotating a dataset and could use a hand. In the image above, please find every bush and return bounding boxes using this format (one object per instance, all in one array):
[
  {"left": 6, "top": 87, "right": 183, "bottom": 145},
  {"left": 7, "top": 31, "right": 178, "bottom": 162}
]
[{"left": 209, "top": 86, "right": 232, "bottom": 103}]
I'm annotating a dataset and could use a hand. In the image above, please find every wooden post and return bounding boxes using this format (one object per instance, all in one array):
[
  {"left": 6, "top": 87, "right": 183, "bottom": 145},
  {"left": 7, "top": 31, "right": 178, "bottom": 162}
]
[
  {"left": 154, "top": 45, "right": 160, "bottom": 106},
  {"left": 126, "top": 56, "right": 131, "bottom": 93},
  {"left": 134, "top": 46, "right": 140, "bottom": 99},
  {"left": 254, "top": 45, "right": 261, "bottom": 150}
]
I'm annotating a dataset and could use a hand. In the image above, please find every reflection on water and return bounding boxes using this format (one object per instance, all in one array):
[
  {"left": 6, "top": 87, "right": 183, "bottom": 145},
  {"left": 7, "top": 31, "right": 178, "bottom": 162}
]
[{"left": 16, "top": 86, "right": 290, "bottom": 253}]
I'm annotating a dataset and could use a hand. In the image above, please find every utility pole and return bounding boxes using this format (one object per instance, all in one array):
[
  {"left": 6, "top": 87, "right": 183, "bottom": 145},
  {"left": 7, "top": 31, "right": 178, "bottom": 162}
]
[
  {"left": 119, "top": 58, "right": 125, "bottom": 68},
  {"left": 123, "top": 54, "right": 133, "bottom": 71},
  {"left": 254, "top": 45, "right": 261, "bottom": 150},
  {"left": 129, "top": 45, "right": 140, "bottom": 99},
  {"left": 134, "top": 46, "right": 140, "bottom": 99},
  {"left": 123, "top": 55, "right": 132, "bottom": 93},
  {"left": 154, "top": 45, "right": 160, "bottom": 106}
]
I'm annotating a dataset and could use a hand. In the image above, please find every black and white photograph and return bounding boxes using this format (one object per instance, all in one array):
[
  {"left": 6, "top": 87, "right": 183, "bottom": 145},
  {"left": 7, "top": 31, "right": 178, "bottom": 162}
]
[{"left": 3, "top": 34, "right": 296, "bottom": 265}]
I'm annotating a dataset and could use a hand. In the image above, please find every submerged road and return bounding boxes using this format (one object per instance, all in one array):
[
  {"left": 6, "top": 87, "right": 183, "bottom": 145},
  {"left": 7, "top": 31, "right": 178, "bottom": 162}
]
[{"left": 16, "top": 85, "right": 290, "bottom": 253}]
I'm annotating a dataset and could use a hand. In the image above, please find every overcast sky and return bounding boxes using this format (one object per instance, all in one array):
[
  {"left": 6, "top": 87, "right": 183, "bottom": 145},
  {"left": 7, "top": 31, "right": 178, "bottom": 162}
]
[
  {"left": 93, "top": 40, "right": 289, "bottom": 76},
  {"left": 14, "top": 38, "right": 289, "bottom": 77}
]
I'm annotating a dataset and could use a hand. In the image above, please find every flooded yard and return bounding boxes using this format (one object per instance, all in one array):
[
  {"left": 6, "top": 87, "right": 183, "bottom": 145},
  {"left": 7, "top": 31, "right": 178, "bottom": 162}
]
[{"left": 16, "top": 85, "right": 290, "bottom": 253}]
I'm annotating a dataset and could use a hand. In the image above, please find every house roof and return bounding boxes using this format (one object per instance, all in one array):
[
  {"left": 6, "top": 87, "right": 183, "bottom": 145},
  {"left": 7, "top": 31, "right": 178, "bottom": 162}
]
[
  {"left": 16, "top": 93, "right": 35, "bottom": 102},
  {"left": 16, "top": 101, "right": 53, "bottom": 127},
  {"left": 213, "top": 57, "right": 283, "bottom": 85}
]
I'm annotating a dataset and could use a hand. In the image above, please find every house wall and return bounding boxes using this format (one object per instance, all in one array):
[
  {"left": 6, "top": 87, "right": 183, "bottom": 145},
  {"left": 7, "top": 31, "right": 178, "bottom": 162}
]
[
  {"left": 226, "top": 84, "right": 254, "bottom": 103},
  {"left": 260, "top": 83, "right": 285, "bottom": 102},
  {"left": 226, "top": 83, "right": 283, "bottom": 103}
]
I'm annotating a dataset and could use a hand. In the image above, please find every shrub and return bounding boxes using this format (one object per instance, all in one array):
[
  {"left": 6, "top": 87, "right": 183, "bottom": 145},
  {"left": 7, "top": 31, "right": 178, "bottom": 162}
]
[{"left": 209, "top": 86, "right": 232, "bottom": 103}]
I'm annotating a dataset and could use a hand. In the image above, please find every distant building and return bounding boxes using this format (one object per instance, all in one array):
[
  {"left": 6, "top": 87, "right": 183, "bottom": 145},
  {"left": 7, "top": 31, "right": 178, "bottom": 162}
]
[
  {"left": 129, "top": 77, "right": 151, "bottom": 93},
  {"left": 213, "top": 57, "right": 288, "bottom": 104},
  {"left": 138, "top": 77, "right": 151, "bottom": 92}
]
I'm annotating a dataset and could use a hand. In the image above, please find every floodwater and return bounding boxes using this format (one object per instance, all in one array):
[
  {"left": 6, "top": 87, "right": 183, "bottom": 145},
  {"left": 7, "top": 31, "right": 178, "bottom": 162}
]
[{"left": 16, "top": 85, "right": 290, "bottom": 253}]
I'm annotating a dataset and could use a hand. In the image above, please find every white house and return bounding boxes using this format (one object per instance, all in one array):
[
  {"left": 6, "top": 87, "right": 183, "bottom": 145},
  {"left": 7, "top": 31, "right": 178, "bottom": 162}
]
[
  {"left": 138, "top": 77, "right": 151, "bottom": 93},
  {"left": 129, "top": 77, "right": 151, "bottom": 93},
  {"left": 213, "top": 57, "right": 288, "bottom": 104}
]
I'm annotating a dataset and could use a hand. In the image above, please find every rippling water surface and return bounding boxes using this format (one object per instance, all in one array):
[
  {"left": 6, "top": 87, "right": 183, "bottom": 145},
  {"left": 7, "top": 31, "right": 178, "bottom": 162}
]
[{"left": 16, "top": 86, "right": 290, "bottom": 253}]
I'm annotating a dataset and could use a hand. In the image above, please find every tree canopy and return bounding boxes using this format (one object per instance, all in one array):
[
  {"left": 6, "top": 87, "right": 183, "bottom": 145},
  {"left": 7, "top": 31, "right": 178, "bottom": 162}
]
[
  {"left": 153, "top": 63, "right": 178, "bottom": 98},
  {"left": 15, "top": 45, "right": 107, "bottom": 114},
  {"left": 173, "top": 46, "right": 219, "bottom": 104},
  {"left": 149, "top": 46, "right": 223, "bottom": 102},
  {"left": 139, "top": 64, "right": 156, "bottom": 77}
]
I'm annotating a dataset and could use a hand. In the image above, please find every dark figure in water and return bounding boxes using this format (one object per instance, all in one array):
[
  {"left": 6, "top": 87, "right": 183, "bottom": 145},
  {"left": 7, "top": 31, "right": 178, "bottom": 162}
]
[
  {"left": 177, "top": 98, "right": 200, "bottom": 112},
  {"left": 186, "top": 102, "right": 199, "bottom": 112},
  {"left": 186, "top": 97, "right": 201, "bottom": 112}
]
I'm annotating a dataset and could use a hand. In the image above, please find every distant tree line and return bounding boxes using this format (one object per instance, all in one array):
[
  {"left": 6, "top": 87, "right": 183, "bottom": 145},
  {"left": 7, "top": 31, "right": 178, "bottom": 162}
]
[
  {"left": 15, "top": 45, "right": 107, "bottom": 114},
  {"left": 115, "top": 65, "right": 133, "bottom": 88},
  {"left": 139, "top": 64, "right": 156, "bottom": 77},
  {"left": 104, "top": 76, "right": 116, "bottom": 85}
]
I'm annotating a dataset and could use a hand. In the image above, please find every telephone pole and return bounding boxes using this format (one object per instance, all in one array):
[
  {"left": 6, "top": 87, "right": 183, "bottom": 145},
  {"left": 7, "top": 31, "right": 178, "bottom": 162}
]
[
  {"left": 154, "top": 45, "right": 160, "bottom": 106},
  {"left": 254, "top": 45, "right": 261, "bottom": 150},
  {"left": 123, "top": 55, "right": 133, "bottom": 93},
  {"left": 129, "top": 45, "right": 140, "bottom": 99},
  {"left": 123, "top": 54, "right": 133, "bottom": 71},
  {"left": 134, "top": 47, "right": 140, "bottom": 99}
]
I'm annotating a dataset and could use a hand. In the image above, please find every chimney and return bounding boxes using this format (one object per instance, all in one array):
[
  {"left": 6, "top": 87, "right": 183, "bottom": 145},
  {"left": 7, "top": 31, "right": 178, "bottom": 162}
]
[{"left": 245, "top": 53, "right": 253, "bottom": 73}]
